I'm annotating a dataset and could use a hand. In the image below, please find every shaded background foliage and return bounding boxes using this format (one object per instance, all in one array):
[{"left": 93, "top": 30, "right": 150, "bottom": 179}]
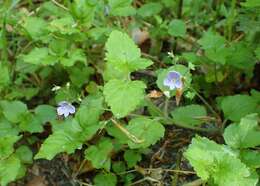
[{"left": 0, "top": 0, "right": 259, "bottom": 186}]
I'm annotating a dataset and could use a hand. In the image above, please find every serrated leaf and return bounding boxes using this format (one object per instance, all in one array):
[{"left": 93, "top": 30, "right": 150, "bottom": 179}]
[
  {"left": 241, "top": 0, "right": 260, "bottom": 7},
  {"left": 184, "top": 136, "right": 258, "bottom": 186},
  {"left": 0, "top": 101, "right": 28, "bottom": 123},
  {"left": 23, "top": 17, "right": 48, "bottom": 40},
  {"left": 68, "top": 66, "right": 93, "bottom": 87},
  {"left": 168, "top": 19, "right": 186, "bottom": 37},
  {"left": 220, "top": 94, "right": 258, "bottom": 122},
  {"left": 0, "top": 118, "right": 19, "bottom": 137},
  {"left": 21, "top": 47, "right": 57, "bottom": 65},
  {"left": 198, "top": 31, "right": 226, "bottom": 50},
  {"left": 70, "top": 0, "right": 96, "bottom": 26},
  {"left": 104, "top": 79, "right": 146, "bottom": 118},
  {"left": 124, "top": 150, "right": 142, "bottom": 168},
  {"left": 0, "top": 135, "right": 21, "bottom": 159},
  {"left": 251, "top": 89, "right": 260, "bottom": 104},
  {"left": 19, "top": 112, "right": 43, "bottom": 133},
  {"left": 126, "top": 117, "right": 165, "bottom": 149},
  {"left": 48, "top": 16, "right": 79, "bottom": 35},
  {"left": 34, "top": 105, "right": 56, "bottom": 123},
  {"left": 171, "top": 104, "right": 207, "bottom": 126},
  {"left": 84, "top": 138, "right": 113, "bottom": 171},
  {"left": 76, "top": 95, "right": 103, "bottom": 126},
  {"left": 48, "top": 38, "right": 69, "bottom": 56},
  {"left": 105, "top": 30, "right": 152, "bottom": 78},
  {"left": 94, "top": 172, "right": 117, "bottom": 186},
  {"left": 60, "top": 48, "right": 86, "bottom": 66},
  {"left": 198, "top": 31, "right": 228, "bottom": 65},
  {"left": 76, "top": 94, "right": 104, "bottom": 139},
  {"left": 255, "top": 47, "right": 260, "bottom": 60},
  {"left": 224, "top": 114, "right": 260, "bottom": 148},
  {"left": 106, "top": 122, "right": 129, "bottom": 144},
  {"left": 137, "top": 2, "right": 162, "bottom": 17},
  {"left": 241, "top": 150, "right": 260, "bottom": 168},
  {"left": 109, "top": 0, "right": 135, "bottom": 16},
  {"left": 112, "top": 161, "right": 126, "bottom": 173},
  {"left": 15, "top": 145, "right": 33, "bottom": 164},
  {"left": 35, "top": 119, "right": 83, "bottom": 160},
  {"left": 226, "top": 42, "right": 256, "bottom": 70},
  {"left": 0, "top": 154, "right": 21, "bottom": 186}
]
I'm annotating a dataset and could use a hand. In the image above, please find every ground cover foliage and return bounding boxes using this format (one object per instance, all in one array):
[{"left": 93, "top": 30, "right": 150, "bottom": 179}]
[{"left": 0, "top": 0, "right": 260, "bottom": 185}]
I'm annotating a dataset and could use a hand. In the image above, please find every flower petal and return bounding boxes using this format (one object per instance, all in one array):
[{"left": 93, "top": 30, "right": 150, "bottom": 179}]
[{"left": 67, "top": 104, "right": 76, "bottom": 114}]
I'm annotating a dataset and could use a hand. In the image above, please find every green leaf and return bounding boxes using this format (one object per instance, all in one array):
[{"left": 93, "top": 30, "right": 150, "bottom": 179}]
[
  {"left": 241, "top": 150, "right": 260, "bottom": 169},
  {"left": 104, "top": 79, "right": 146, "bottom": 118},
  {"left": 251, "top": 89, "right": 260, "bottom": 104},
  {"left": 255, "top": 47, "right": 260, "bottom": 60},
  {"left": 70, "top": 0, "right": 96, "bottom": 26},
  {"left": 23, "top": 17, "right": 48, "bottom": 40},
  {"left": 224, "top": 114, "right": 260, "bottom": 148},
  {"left": 124, "top": 150, "right": 142, "bottom": 168},
  {"left": 0, "top": 101, "right": 28, "bottom": 123},
  {"left": 220, "top": 95, "right": 258, "bottom": 122},
  {"left": 106, "top": 30, "right": 139, "bottom": 63},
  {"left": 106, "top": 122, "right": 129, "bottom": 144},
  {"left": 84, "top": 138, "right": 113, "bottom": 171},
  {"left": 34, "top": 105, "right": 57, "bottom": 123},
  {"left": 105, "top": 30, "right": 152, "bottom": 79},
  {"left": 35, "top": 119, "right": 83, "bottom": 160},
  {"left": 94, "top": 172, "right": 117, "bottom": 186},
  {"left": 198, "top": 31, "right": 227, "bottom": 65},
  {"left": 0, "top": 135, "right": 21, "bottom": 159},
  {"left": 241, "top": 0, "right": 260, "bottom": 7},
  {"left": 19, "top": 112, "right": 43, "bottom": 133},
  {"left": 171, "top": 104, "right": 207, "bottom": 126},
  {"left": 60, "top": 48, "right": 86, "bottom": 66},
  {"left": 0, "top": 154, "right": 21, "bottom": 186},
  {"left": 226, "top": 42, "right": 256, "bottom": 70},
  {"left": 137, "top": 2, "right": 162, "bottom": 17},
  {"left": 126, "top": 117, "right": 165, "bottom": 149},
  {"left": 112, "top": 161, "right": 126, "bottom": 174},
  {"left": 198, "top": 31, "right": 226, "bottom": 50},
  {"left": 76, "top": 95, "right": 103, "bottom": 127},
  {"left": 184, "top": 136, "right": 258, "bottom": 186},
  {"left": 15, "top": 145, "right": 33, "bottom": 164},
  {"left": 68, "top": 66, "right": 94, "bottom": 87},
  {"left": 0, "top": 64, "right": 10, "bottom": 89},
  {"left": 21, "top": 47, "right": 57, "bottom": 65},
  {"left": 49, "top": 38, "right": 69, "bottom": 56},
  {"left": 48, "top": 16, "right": 79, "bottom": 35},
  {"left": 168, "top": 19, "right": 186, "bottom": 37},
  {"left": 109, "top": 0, "right": 135, "bottom": 16},
  {"left": 0, "top": 118, "right": 19, "bottom": 137}
]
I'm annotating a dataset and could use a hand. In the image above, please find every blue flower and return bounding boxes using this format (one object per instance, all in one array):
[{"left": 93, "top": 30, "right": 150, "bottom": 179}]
[
  {"left": 57, "top": 101, "right": 75, "bottom": 117},
  {"left": 163, "top": 71, "right": 183, "bottom": 90}
]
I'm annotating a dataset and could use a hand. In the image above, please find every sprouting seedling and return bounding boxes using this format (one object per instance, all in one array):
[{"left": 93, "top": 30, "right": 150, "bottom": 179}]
[{"left": 57, "top": 101, "right": 75, "bottom": 117}]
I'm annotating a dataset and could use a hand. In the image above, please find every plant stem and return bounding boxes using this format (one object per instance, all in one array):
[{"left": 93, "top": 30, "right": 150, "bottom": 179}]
[
  {"left": 1, "top": 15, "right": 8, "bottom": 64},
  {"left": 188, "top": 86, "right": 219, "bottom": 119},
  {"left": 226, "top": 0, "right": 236, "bottom": 41},
  {"left": 173, "top": 0, "right": 183, "bottom": 53},
  {"left": 164, "top": 97, "right": 169, "bottom": 117},
  {"left": 145, "top": 98, "right": 220, "bottom": 133},
  {"left": 177, "top": 0, "right": 183, "bottom": 19}
]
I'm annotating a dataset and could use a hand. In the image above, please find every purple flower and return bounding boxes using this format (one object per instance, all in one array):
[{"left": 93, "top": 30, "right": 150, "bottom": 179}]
[
  {"left": 57, "top": 101, "right": 75, "bottom": 117},
  {"left": 163, "top": 71, "right": 183, "bottom": 90}
]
